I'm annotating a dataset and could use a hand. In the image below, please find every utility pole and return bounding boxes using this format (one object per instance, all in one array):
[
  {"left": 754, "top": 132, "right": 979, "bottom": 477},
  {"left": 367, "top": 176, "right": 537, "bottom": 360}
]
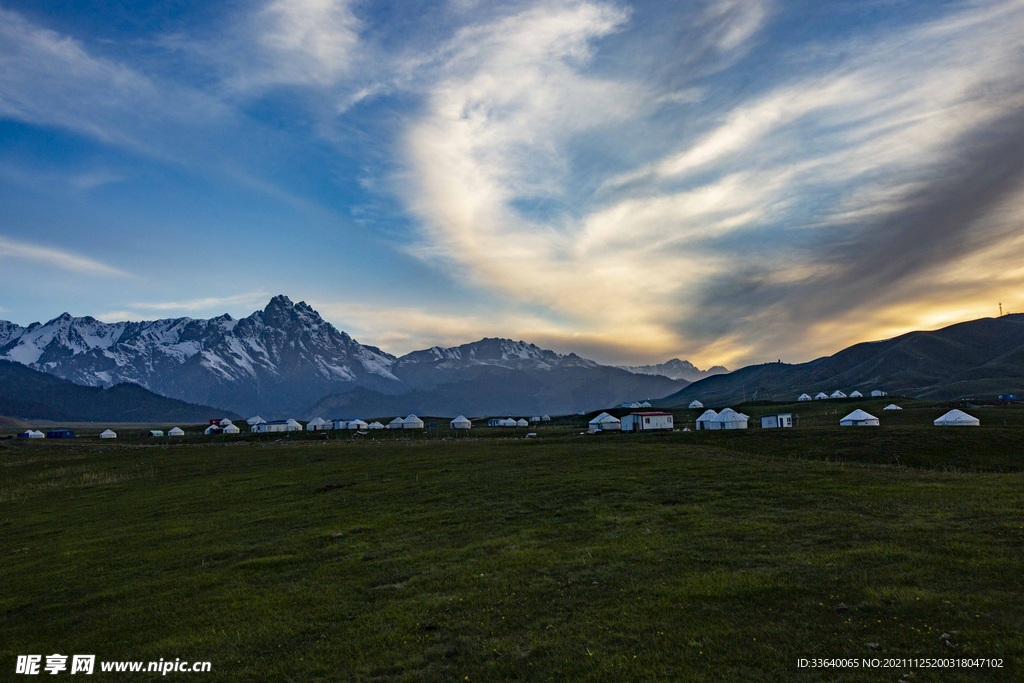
[{"left": 999, "top": 302, "right": 1003, "bottom": 316}]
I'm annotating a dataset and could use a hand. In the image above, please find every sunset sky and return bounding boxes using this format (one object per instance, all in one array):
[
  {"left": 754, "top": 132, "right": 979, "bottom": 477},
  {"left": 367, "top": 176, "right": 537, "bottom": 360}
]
[{"left": 2, "top": 0, "right": 1023, "bottom": 368}]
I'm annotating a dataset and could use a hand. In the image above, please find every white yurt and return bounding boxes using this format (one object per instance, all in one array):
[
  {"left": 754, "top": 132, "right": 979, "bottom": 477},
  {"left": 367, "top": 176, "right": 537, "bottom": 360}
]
[
  {"left": 450, "top": 415, "right": 472, "bottom": 429},
  {"left": 883, "top": 404, "right": 902, "bottom": 411},
  {"left": 934, "top": 409, "right": 979, "bottom": 426},
  {"left": 712, "top": 408, "right": 748, "bottom": 429},
  {"left": 830, "top": 390, "right": 847, "bottom": 399},
  {"left": 516, "top": 418, "right": 529, "bottom": 427},
  {"left": 641, "top": 401, "right": 652, "bottom": 408},
  {"left": 387, "top": 417, "right": 405, "bottom": 429},
  {"left": 849, "top": 390, "right": 863, "bottom": 398},
  {"left": 367, "top": 421, "right": 385, "bottom": 430},
  {"left": 695, "top": 409, "right": 718, "bottom": 430},
  {"left": 499, "top": 418, "right": 515, "bottom": 427},
  {"left": 99, "top": 429, "right": 117, "bottom": 439},
  {"left": 840, "top": 409, "right": 879, "bottom": 426},
  {"left": 347, "top": 419, "right": 369, "bottom": 430},
  {"left": 218, "top": 418, "right": 233, "bottom": 427},
  {"left": 285, "top": 419, "right": 302, "bottom": 431},
  {"left": 30, "top": 430, "right": 45, "bottom": 438},
  {"left": 798, "top": 393, "right": 812, "bottom": 401},
  {"left": 246, "top": 416, "right": 265, "bottom": 426},
  {"left": 222, "top": 423, "right": 241, "bottom": 434},
  {"left": 306, "top": 417, "right": 327, "bottom": 431},
  {"left": 403, "top": 415, "right": 425, "bottom": 429},
  {"left": 148, "top": 430, "right": 164, "bottom": 437},
  {"left": 168, "top": 427, "right": 185, "bottom": 436},
  {"left": 689, "top": 400, "right": 704, "bottom": 409},
  {"left": 815, "top": 392, "right": 830, "bottom": 400},
  {"left": 204, "top": 425, "right": 221, "bottom": 435},
  {"left": 541, "top": 415, "right": 551, "bottom": 422},
  {"left": 588, "top": 412, "right": 621, "bottom": 431}
]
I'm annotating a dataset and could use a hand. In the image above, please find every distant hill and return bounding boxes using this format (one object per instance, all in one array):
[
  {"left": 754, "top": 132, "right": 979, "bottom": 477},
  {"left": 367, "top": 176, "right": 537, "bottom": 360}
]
[
  {"left": 0, "top": 360, "right": 240, "bottom": 422},
  {"left": 617, "top": 358, "right": 728, "bottom": 382},
  {"left": 658, "top": 314, "right": 1024, "bottom": 407}
]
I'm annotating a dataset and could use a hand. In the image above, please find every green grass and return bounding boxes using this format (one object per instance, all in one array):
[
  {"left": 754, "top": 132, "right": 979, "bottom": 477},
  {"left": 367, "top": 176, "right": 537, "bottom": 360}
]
[{"left": 1, "top": 425, "right": 1022, "bottom": 681}]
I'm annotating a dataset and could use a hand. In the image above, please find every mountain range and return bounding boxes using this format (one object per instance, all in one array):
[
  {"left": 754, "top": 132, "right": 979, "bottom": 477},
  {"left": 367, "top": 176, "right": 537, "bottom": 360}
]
[
  {"left": 616, "top": 358, "right": 729, "bottom": 382},
  {"left": 659, "top": 314, "right": 1024, "bottom": 407},
  {"left": 0, "top": 296, "right": 694, "bottom": 417}
]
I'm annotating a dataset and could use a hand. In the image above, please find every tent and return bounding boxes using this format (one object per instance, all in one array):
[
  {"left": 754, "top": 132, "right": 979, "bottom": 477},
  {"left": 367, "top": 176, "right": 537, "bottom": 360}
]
[
  {"left": 934, "top": 409, "right": 979, "bottom": 426},
  {"left": 100, "top": 429, "right": 117, "bottom": 439},
  {"left": 347, "top": 419, "right": 369, "bottom": 430},
  {"left": 840, "top": 409, "right": 879, "bottom": 426},
  {"left": 797, "top": 393, "right": 812, "bottom": 401},
  {"left": 588, "top": 412, "right": 621, "bottom": 431},
  {"left": 246, "top": 416, "right": 265, "bottom": 425},
  {"left": 711, "top": 408, "right": 748, "bottom": 429},
  {"left": 641, "top": 401, "right": 652, "bottom": 408},
  {"left": 222, "top": 424, "right": 240, "bottom": 434},
  {"left": 218, "top": 418, "right": 233, "bottom": 427},
  {"left": 168, "top": 427, "right": 185, "bottom": 436},
  {"left": 883, "top": 404, "right": 902, "bottom": 411},
  {"left": 830, "top": 390, "right": 847, "bottom": 399},
  {"left": 502, "top": 418, "right": 517, "bottom": 427},
  {"left": 849, "top": 390, "right": 863, "bottom": 398},
  {"left": 403, "top": 415, "right": 425, "bottom": 429},
  {"left": 387, "top": 417, "right": 405, "bottom": 429},
  {"left": 30, "top": 430, "right": 45, "bottom": 438},
  {"left": 306, "top": 417, "right": 328, "bottom": 431},
  {"left": 689, "top": 400, "right": 704, "bottom": 409},
  {"left": 815, "top": 392, "right": 830, "bottom": 400},
  {"left": 285, "top": 419, "right": 302, "bottom": 430},
  {"left": 450, "top": 415, "right": 472, "bottom": 429},
  {"left": 695, "top": 409, "right": 718, "bottom": 430},
  {"left": 367, "top": 421, "right": 385, "bottom": 430},
  {"left": 204, "top": 425, "right": 221, "bottom": 435},
  {"left": 516, "top": 418, "right": 529, "bottom": 427},
  {"left": 541, "top": 415, "right": 551, "bottom": 421},
  {"left": 148, "top": 430, "right": 165, "bottom": 437}
]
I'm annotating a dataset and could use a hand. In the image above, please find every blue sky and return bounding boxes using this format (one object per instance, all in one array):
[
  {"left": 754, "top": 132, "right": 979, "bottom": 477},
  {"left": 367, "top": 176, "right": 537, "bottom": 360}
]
[{"left": 2, "top": 0, "right": 1023, "bottom": 367}]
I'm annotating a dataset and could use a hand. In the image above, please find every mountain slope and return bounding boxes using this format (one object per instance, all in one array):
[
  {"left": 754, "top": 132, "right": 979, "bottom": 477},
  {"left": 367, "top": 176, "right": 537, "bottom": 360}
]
[
  {"left": 659, "top": 314, "right": 1024, "bottom": 407},
  {"left": 0, "top": 361, "right": 240, "bottom": 422}
]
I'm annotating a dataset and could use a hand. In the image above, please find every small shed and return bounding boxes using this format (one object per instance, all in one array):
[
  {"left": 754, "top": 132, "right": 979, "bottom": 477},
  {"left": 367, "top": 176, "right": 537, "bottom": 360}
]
[
  {"left": 688, "top": 400, "right": 704, "bottom": 409},
  {"left": 760, "top": 413, "right": 794, "bottom": 429},
  {"left": 450, "top": 415, "right": 472, "bottom": 429},
  {"left": 934, "top": 409, "right": 979, "bottom": 426},
  {"left": 148, "top": 430, "right": 165, "bottom": 437},
  {"left": 100, "top": 429, "right": 117, "bottom": 439},
  {"left": 883, "top": 404, "right": 902, "bottom": 411},
  {"left": 695, "top": 409, "right": 718, "bottom": 430},
  {"left": 849, "top": 390, "right": 863, "bottom": 398},
  {"left": 840, "top": 409, "right": 879, "bottom": 426},
  {"left": 403, "top": 415, "right": 425, "bottom": 429},
  {"left": 830, "top": 390, "right": 847, "bottom": 399},
  {"left": 797, "top": 393, "right": 812, "bottom": 401},
  {"left": 588, "top": 412, "right": 621, "bottom": 431},
  {"left": 46, "top": 429, "right": 75, "bottom": 438},
  {"left": 168, "top": 427, "right": 185, "bottom": 436},
  {"left": 621, "top": 412, "right": 673, "bottom": 432}
]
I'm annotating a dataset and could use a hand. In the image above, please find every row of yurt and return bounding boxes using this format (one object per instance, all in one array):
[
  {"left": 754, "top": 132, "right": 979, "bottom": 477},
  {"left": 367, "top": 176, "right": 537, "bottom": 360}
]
[
  {"left": 695, "top": 408, "right": 749, "bottom": 430},
  {"left": 18, "top": 430, "right": 45, "bottom": 438},
  {"left": 801, "top": 389, "right": 884, "bottom": 401},
  {"left": 838, "top": 409, "right": 979, "bottom": 426},
  {"left": 385, "top": 415, "right": 424, "bottom": 429},
  {"left": 620, "top": 401, "right": 653, "bottom": 409},
  {"left": 487, "top": 418, "right": 529, "bottom": 427},
  {"left": 206, "top": 420, "right": 241, "bottom": 435}
]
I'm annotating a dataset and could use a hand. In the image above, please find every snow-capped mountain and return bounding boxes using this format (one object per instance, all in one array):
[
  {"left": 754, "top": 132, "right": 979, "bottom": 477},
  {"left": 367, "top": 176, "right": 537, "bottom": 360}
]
[
  {"left": 0, "top": 296, "right": 399, "bottom": 416},
  {"left": 1, "top": 296, "right": 689, "bottom": 416},
  {"left": 617, "top": 358, "right": 728, "bottom": 382}
]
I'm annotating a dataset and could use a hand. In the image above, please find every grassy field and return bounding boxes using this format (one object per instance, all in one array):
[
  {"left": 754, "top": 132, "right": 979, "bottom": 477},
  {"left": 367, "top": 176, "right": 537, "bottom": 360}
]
[{"left": 1, "top": 410, "right": 1022, "bottom": 681}]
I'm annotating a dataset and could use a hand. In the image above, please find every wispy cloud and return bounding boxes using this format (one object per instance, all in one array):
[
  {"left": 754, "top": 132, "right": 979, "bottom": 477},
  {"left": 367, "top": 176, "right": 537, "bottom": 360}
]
[
  {"left": 126, "top": 291, "right": 272, "bottom": 314},
  {"left": 0, "top": 236, "right": 132, "bottom": 278}
]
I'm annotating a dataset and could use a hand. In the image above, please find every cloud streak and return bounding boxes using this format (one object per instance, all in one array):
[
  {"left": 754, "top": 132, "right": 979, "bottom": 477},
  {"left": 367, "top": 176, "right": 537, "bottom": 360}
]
[{"left": 0, "top": 236, "right": 132, "bottom": 278}]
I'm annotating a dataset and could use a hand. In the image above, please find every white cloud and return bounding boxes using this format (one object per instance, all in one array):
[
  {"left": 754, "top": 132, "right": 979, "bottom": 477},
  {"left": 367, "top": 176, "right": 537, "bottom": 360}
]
[
  {"left": 0, "top": 236, "right": 132, "bottom": 278},
  {"left": 126, "top": 291, "right": 272, "bottom": 313}
]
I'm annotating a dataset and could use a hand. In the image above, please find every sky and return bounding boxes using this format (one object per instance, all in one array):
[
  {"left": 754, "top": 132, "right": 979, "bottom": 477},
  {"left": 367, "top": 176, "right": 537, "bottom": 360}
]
[{"left": 2, "top": 0, "right": 1024, "bottom": 369}]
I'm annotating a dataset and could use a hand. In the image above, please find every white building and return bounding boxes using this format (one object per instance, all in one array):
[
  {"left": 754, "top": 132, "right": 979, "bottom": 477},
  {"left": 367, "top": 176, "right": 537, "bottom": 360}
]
[
  {"left": 871, "top": 390, "right": 887, "bottom": 397},
  {"left": 760, "top": 413, "right": 794, "bottom": 428},
  {"left": 252, "top": 420, "right": 302, "bottom": 433},
  {"left": 621, "top": 412, "right": 673, "bottom": 432},
  {"left": 218, "top": 418, "right": 233, "bottom": 427},
  {"left": 688, "top": 400, "right": 704, "bottom": 409},
  {"left": 246, "top": 416, "right": 265, "bottom": 426},
  {"left": 588, "top": 412, "right": 621, "bottom": 431},
  {"left": 883, "top": 404, "right": 902, "bottom": 411},
  {"left": 830, "top": 390, "right": 847, "bottom": 399},
  {"left": 347, "top": 419, "right": 369, "bottom": 430},
  {"left": 934, "top": 409, "right": 979, "bottom": 426},
  {"left": 840, "top": 409, "right": 879, "bottom": 426},
  {"left": 148, "top": 430, "right": 164, "bottom": 437},
  {"left": 387, "top": 417, "right": 405, "bottom": 429},
  {"left": 641, "top": 401, "right": 652, "bottom": 408},
  {"left": 100, "top": 429, "right": 117, "bottom": 439},
  {"left": 815, "top": 392, "right": 830, "bottom": 400},
  {"left": 797, "top": 393, "right": 812, "bottom": 401},
  {"left": 451, "top": 415, "right": 472, "bottom": 429},
  {"left": 306, "top": 417, "right": 328, "bottom": 431},
  {"left": 168, "top": 427, "right": 185, "bottom": 437},
  {"left": 695, "top": 409, "right": 718, "bottom": 430},
  {"left": 710, "top": 408, "right": 748, "bottom": 429},
  {"left": 204, "top": 425, "right": 221, "bottom": 435},
  {"left": 541, "top": 415, "right": 551, "bottom": 422},
  {"left": 516, "top": 418, "right": 529, "bottom": 427},
  {"left": 222, "top": 423, "right": 240, "bottom": 434},
  {"left": 331, "top": 419, "right": 350, "bottom": 430},
  {"left": 530, "top": 416, "right": 541, "bottom": 423},
  {"left": 403, "top": 415, "right": 424, "bottom": 429},
  {"left": 849, "top": 390, "right": 863, "bottom": 398},
  {"left": 367, "top": 421, "right": 385, "bottom": 430}
]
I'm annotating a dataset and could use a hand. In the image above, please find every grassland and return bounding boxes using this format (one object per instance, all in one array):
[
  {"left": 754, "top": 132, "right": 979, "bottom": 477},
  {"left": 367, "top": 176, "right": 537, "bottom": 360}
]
[{"left": 1, "top": 404, "right": 1022, "bottom": 681}]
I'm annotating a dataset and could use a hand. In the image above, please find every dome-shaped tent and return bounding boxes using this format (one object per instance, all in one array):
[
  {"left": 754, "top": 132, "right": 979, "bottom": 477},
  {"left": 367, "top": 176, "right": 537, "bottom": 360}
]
[
  {"left": 222, "top": 423, "right": 240, "bottom": 434},
  {"left": 347, "top": 419, "right": 369, "bottom": 430},
  {"left": 933, "top": 409, "right": 979, "bottom": 426},
  {"left": 830, "top": 390, "right": 847, "bottom": 399},
  {"left": 688, "top": 400, "right": 704, "bottom": 409},
  {"left": 797, "top": 393, "right": 812, "bottom": 401},
  {"left": 306, "top": 417, "right": 327, "bottom": 431},
  {"left": 883, "top": 404, "right": 902, "bottom": 411},
  {"left": 450, "top": 415, "right": 472, "bottom": 429},
  {"left": 711, "top": 408, "right": 748, "bottom": 429},
  {"left": 695, "top": 409, "right": 718, "bottom": 430},
  {"left": 815, "top": 392, "right": 829, "bottom": 400},
  {"left": 849, "top": 390, "right": 863, "bottom": 398},
  {"left": 168, "top": 427, "right": 184, "bottom": 436},
  {"left": 403, "top": 415, "right": 425, "bottom": 429},
  {"left": 840, "top": 409, "right": 879, "bottom": 426},
  {"left": 367, "top": 421, "right": 385, "bottom": 430},
  {"left": 516, "top": 418, "right": 529, "bottom": 427},
  {"left": 247, "top": 416, "right": 265, "bottom": 425},
  {"left": 387, "top": 417, "right": 405, "bottom": 429},
  {"left": 99, "top": 429, "right": 117, "bottom": 439}
]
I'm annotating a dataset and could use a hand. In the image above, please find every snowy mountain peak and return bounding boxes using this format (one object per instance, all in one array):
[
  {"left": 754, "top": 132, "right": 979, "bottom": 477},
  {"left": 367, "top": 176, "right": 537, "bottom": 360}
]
[{"left": 617, "top": 358, "right": 729, "bottom": 382}]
